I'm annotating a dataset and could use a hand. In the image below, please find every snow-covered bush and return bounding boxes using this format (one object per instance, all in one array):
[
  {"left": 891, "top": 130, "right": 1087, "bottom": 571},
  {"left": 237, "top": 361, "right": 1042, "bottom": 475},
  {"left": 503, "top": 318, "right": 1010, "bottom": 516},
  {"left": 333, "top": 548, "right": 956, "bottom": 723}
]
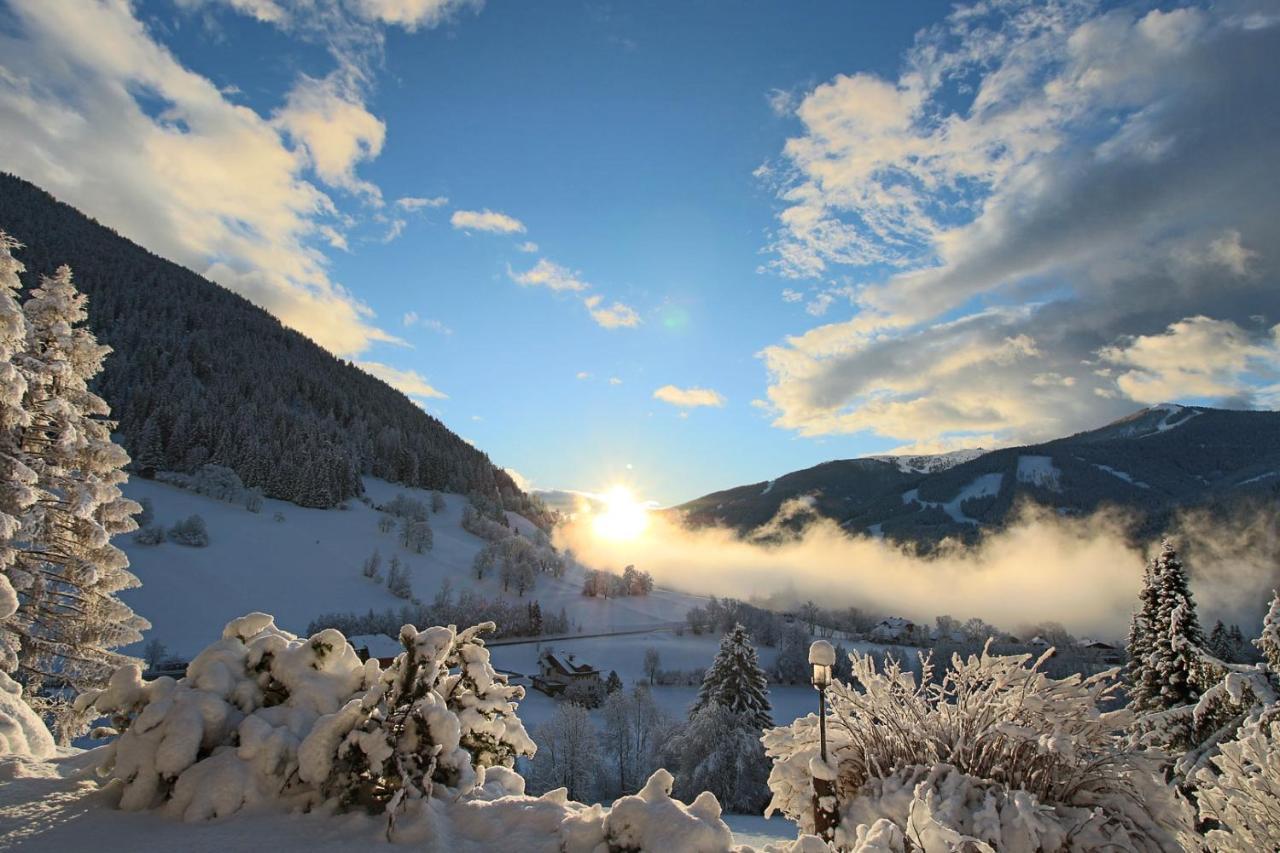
[
  {"left": 304, "top": 621, "right": 534, "bottom": 817},
  {"left": 762, "top": 646, "right": 1193, "bottom": 851},
  {"left": 76, "top": 613, "right": 533, "bottom": 829},
  {"left": 0, "top": 670, "right": 54, "bottom": 758},
  {"left": 167, "top": 514, "right": 209, "bottom": 547},
  {"left": 1194, "top": 715, "right": 1280, "bottom": 852},
  {"left": 133, "top": 524, "right": 165, "bottom": 545},
  {"left": 157, "top": 464, "right": 259, "bottom": 511}
]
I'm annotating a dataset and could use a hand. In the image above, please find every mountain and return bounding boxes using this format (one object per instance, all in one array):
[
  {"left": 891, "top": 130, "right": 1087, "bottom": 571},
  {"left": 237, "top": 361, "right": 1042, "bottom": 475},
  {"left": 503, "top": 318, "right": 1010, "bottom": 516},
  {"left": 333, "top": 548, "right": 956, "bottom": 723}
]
[
  {"left": 0, "top": 173, "right": 544, "bottom": 520},
  {"left": 677, "top": 405, "right": 1280, "bottom": 545}
]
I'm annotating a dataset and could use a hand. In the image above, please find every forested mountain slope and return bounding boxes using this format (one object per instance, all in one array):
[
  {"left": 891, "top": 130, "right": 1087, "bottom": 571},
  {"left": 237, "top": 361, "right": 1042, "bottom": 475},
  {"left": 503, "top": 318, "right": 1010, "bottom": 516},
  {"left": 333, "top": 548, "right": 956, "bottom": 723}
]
[
  {"left": 0, "top": 173, "right": 539, "bottom": 517},
  {"left": 679, "top": 404, "right": 1280, "bottom": 545}
]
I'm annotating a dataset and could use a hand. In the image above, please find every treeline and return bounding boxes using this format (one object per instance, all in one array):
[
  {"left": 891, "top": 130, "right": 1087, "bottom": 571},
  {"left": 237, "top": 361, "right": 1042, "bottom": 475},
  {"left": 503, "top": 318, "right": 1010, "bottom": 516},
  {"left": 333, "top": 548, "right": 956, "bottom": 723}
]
[
  {"left": 0, "top": 173, "right": 550, "bottom": 523},
  {"left": 309, "top": 587, "right": 570, "bottom": 642}
]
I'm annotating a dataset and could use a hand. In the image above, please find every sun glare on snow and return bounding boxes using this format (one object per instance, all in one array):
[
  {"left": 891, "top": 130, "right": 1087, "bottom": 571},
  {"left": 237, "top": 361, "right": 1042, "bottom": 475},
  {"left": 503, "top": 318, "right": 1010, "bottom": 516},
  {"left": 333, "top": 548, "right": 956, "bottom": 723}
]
[{"left": 591, "top": 485, "right": 650, "bottom": 541}]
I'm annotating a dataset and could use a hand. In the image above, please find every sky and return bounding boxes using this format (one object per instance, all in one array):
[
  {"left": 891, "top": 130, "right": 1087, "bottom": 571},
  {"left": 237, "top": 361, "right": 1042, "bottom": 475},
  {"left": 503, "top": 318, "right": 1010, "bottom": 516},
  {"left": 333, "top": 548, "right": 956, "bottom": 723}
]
[{"left": 0, "top": 0, "right": 1277, "bottom": 506}]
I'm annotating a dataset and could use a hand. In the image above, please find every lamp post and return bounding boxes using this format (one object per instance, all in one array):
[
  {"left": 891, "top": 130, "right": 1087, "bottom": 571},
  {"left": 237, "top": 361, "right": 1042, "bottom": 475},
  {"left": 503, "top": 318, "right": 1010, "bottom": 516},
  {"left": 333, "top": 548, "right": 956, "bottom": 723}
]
[{"left": 809, "top": 640, "right": 838, "bottom": 843}]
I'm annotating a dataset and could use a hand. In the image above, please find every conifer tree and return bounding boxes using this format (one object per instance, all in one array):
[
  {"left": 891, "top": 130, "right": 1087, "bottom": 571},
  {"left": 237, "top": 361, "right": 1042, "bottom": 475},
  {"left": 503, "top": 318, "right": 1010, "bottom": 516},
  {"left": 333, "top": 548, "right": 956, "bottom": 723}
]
[
  {"left": 691, "top": 623, "right": 772, "bottom": 729},
  {"left": 1126, "top": 553, "right": 1163, "bottom": 710},
  {"left": 1145, "top": 540, "right": 1206, "bottom": 710},
  {"left": 0, "top": 234, "right": 35, "bottom": 674},
  {"left": 1255, "top": 589, "right": 1280, "bottom": 671},
  {"left": 10, "top": 265, "right": 146, "bottom": 739}
]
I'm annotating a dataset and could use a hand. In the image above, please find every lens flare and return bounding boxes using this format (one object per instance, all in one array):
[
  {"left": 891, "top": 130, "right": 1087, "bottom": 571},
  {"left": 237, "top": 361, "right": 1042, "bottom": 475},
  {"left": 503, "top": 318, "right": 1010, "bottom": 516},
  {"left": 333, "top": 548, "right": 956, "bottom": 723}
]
[{"left": 591, "top": 485, "right": 649, "bottom": 541}]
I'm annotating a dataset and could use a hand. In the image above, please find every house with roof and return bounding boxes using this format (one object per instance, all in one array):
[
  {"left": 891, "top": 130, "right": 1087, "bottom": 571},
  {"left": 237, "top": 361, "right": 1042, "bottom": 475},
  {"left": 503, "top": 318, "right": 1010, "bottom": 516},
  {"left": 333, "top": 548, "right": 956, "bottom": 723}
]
[
  {"left": 869, "top": 616, "right": 928, "bottom": 645},
  {"left": 532, "top": 648, "right": 602, "bottom": 696},
  {"left": 348, "top": 633, "right": 403, "bottom": 667}
]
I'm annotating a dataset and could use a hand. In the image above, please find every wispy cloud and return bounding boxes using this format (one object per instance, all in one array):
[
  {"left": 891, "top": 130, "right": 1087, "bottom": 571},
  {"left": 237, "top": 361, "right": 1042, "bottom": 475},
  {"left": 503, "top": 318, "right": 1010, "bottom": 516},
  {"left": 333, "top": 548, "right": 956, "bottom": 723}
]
[
  {"left": 396, "top": 195, "right": 447, "bottom": 211},
  {"left": 517, "top": 240, "right": 539, "bottom": 253},
  {"left": 584, "top": 294, "right": 640, "bottom": 329},
  {"left": 508, "top": 258, "right": 588, "bottom": 292},
  {"left": 0, "top": 0, "right": 405, "bottom": 356},
  {"left": 451, "top": 208, "right": 526, "bottom": 234},
  {"left": 402, "top": 311, "right": 453, "bottom": 334},
  {"left": 653, "top": 384, "right": 725, "bottom": 408},
  {"left": 356, "top": 360, "right": 447, "bottom": 399}
]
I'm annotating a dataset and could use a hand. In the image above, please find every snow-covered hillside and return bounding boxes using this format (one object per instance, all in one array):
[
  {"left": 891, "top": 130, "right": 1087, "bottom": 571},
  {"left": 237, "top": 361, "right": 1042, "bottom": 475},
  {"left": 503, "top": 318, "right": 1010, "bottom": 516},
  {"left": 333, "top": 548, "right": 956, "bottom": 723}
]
[{"left": 119, "top": 477, "right": 697, "bottom": 658}]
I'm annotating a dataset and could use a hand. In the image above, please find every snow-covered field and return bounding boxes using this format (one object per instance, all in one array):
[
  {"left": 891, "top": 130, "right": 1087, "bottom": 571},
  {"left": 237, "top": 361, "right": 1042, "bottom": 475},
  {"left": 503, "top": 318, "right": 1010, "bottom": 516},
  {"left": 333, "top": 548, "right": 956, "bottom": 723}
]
[{"left": 119, "top": 477, "right": 699, "bottom": 658}]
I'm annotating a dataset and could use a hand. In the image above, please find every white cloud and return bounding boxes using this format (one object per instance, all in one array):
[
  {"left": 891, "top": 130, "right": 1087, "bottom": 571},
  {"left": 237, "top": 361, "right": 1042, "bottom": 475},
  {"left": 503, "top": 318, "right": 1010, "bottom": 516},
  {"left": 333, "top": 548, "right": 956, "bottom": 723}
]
[
  {"left": 1098, "top": 316, "right": 1280, "bottom": 405},
  {"left": 609, "top": 377, "right": 623, "bottom": 386},
  {"left": 355, "top": 0, "right": 481, "bottom": 31},
  {"left": 584, "top": 294, "right": 640, "bottom": 329},
  {"left": 274, "top": 72, "right": 385, "bottom": 200},
  {"left": 0, "top": 1, "right": 401, "bottom": 357},
  {"left": 503, "top": 466, "right": 532, "bottom": 491},
  {"left": 451, "top": 208, "right": 526, "bottom": 234},
  {"left": 517, "top": 240, "right": 539, "bottom": 253},
  {"left": 758, "top": 2, "right": 1280, "bottom": 448},
  {"left": 402, "top": 310, "right": 419, "bottom": 326},
  {"left": 653, "top": 385, "right": 726, "bottom": 408},
  {"left": 508, "top": 258, "right": 588, "bottom": 292},
  {"left": 356, "top": 361, "right": 447, "bottom": 399},
  {"left": 396, "top": 195, "right": 447, "bottom": 211}
]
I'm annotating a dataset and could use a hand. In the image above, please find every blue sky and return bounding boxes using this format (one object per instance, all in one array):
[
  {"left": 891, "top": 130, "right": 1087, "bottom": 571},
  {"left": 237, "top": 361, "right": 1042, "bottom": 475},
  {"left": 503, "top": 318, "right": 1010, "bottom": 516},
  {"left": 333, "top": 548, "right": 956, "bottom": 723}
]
[{"left": 1, "top": 0, "right": 1277, "bottom": 504}]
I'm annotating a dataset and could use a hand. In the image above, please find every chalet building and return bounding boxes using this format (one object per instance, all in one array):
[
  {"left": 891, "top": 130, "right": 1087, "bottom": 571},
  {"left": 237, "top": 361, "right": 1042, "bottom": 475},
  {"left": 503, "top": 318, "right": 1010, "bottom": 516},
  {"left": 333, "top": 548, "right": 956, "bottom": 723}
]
[
  {"left": 532, "top": 648, "right": 602, "bottom": 696},
  {"left": 870, "top": 616, "right": 927, "bottom": 644},
  {"left": 348, "top": 633, "right": 403, "bottom": 667},
  {"left": 1079, "top": 639, "right": 1125, "bottom": 664}
]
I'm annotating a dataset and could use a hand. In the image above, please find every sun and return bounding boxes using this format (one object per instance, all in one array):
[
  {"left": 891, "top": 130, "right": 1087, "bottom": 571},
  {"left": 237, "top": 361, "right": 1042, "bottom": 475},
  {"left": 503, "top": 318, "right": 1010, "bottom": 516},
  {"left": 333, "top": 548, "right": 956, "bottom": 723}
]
[{"left": 591, "top": 485, "right": 650, "bottom": 541}]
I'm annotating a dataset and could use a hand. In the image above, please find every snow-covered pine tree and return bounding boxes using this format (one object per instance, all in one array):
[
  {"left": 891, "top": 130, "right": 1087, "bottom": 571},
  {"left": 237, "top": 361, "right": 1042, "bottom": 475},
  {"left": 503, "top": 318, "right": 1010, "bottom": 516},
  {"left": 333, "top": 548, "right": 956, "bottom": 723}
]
[
  {"left": 1126, "top": 550, "right": 1164, "bottom": 711},
  {"left": 10, "top": 265, "right": 146, "bottom": 739},
  {"left": 0, "top": 234, "right": 35, "bottom": 674},
  {"left": 1255, "top": 590, "right": 1280, "bottom": 671},
  {"left": 1145, "top": 539, "right": 1207, "bottom": 711},
  {"left": 690, "top": 623, "right": 772, "bottom": 729}
]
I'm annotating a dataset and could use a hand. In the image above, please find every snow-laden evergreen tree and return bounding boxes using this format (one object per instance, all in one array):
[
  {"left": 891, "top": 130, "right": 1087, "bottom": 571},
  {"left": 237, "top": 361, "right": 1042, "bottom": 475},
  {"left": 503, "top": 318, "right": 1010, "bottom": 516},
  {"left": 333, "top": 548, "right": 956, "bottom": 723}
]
[
  {"left": 666, "top": 702, "right": 772, "bottom": 814},
  {"left": 10, "top": 265, "right": 145, "bottom": 739},
  {"left": 1254, "top": 590, "right": 1280, "bottom": 671},
  {"left": 1146, "top": 540, "right": 1206, "bottom": 710},
  {"left": 1125, "top": 555, "right": 1162, "bottom": 710},
  {"left": 690, "top": 623, "right": 772, "bottom": 729},
  {"left": 0, "top": 234, "right": 35, "bottom": 674}
]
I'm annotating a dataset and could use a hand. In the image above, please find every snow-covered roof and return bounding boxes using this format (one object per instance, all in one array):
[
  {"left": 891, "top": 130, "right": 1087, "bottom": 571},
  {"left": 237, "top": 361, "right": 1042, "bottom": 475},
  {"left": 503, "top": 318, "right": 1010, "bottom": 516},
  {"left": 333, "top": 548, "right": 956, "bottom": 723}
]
[
  {"left": 346, "top": 633, "right": 402, "bottom": 660},
  {"left": 539, "top": 649, "right": 599, "bottom": 676}
]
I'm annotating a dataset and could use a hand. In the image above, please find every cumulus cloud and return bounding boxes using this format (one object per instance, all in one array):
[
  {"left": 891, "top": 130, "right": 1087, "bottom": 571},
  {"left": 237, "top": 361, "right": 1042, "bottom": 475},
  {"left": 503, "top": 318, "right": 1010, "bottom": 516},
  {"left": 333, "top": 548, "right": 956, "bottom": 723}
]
[
  {"left": 1099, "top": 316, "right": 1280, "bottom": 405},
  {"left": 653, "top": 385, "right": 726, "bottom": 408},
  {"left": 759, "top": 2, "right": 1280, "bottom": 449},
  {"left": 508, "top": 258, "right": 588, "bottom": 292},
  {"left": 584, "top": 294, "right": 641, "bottom": 329},
  {"left": 356, "top": 0, "right": 481, "bottom": 30},
  {"left": 451, "top": 208, "right": 526, "bottom": 234},
  {"left": 356, "top": 360, "right": 447, "bottom": 399}
]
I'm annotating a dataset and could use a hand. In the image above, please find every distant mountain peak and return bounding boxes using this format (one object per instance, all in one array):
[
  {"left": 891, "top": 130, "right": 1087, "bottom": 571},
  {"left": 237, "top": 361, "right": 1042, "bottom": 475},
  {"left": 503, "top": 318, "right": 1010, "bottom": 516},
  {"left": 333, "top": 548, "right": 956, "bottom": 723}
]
[{"left": 867, "top": 448, "right": 987, "bottom": 475}]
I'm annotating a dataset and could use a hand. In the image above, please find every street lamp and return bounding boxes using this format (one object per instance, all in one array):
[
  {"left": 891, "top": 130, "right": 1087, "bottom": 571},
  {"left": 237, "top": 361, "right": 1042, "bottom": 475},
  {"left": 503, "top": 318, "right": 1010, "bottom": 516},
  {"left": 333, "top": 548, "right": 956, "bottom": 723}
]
[{"left": 809, "top": 640, "right": 838, "bottom": 842}]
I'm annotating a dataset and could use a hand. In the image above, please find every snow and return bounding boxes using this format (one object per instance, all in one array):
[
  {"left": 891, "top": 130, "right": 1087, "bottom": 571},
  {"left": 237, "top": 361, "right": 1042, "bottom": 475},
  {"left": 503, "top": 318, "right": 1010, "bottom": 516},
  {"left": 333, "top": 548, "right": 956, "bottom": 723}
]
[
  {"left": 1015, "top": 455, "right": 1061, "bottom": 491},
  {"left": 1238, "top": 470, "right": 1278, "bottom": 486},
  {"left": 761, "top": 480, "right": 775, "bottom": 496},
  {"left": 0, "top": 671, "right": 54, "bottom": 758},
  {"left": 868, "top": 448, "right": 986, "bottom": 475},
  {"left": 117, "top": 476, "right": 700, "bottom": 657},
  {"left": 1151, "top": 402, "right": 1201, "bottom": 433},
  {"left": 900, "top": 473, "right": 1003, "bottom": 525},
  {"left": 1093, "top": 463, "right": 1151, "bottom": 489}
]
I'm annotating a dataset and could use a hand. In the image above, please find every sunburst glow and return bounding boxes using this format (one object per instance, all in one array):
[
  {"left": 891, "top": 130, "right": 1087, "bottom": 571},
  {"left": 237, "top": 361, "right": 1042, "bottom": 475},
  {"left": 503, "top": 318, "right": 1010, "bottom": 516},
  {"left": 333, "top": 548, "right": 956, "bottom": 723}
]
[{"left": 590, "top": 485, "right": 650, "bottom": 541}]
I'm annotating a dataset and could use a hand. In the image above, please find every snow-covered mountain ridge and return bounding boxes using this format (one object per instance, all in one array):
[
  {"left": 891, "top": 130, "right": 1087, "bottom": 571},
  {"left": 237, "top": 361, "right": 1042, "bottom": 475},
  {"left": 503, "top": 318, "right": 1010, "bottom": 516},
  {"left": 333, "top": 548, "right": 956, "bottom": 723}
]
[{"left": 677, "top": 405, "right": 1280, "bottom": 545}]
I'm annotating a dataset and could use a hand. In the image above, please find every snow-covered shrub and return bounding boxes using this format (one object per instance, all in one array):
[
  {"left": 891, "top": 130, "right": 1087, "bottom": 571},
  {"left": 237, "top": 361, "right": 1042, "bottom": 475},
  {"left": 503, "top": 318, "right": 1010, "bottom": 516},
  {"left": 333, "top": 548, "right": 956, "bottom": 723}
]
[
  {"left": 133, "top": 524, "right": 165, "bottom": 545},
  {"left": 601, "top": 768, "right": 735, "bottom": 852},
  {"left": 0, "top": 671, "right": 54, "bottom": 758},
  {"left": 167, "top": 514, "right": 208, "bottom": 547},
  {"left": 77, "top": 613, "right": 533, "bottom": 828},
  {"left": 135, "top": 497, "right": 154, "bottom": 528},
  {"left": 1194, "top": 715, "right": 1280, "bottom": 852},
  {"left": 383, "top": 493, "right": 429, "bottom": 522},
  {"left": 303, "top": 621, "right": 535, "bottom": 817},
  {"left": 157, "top": 464, "right": 255, "bottom": 507},
  {"left": 762, "top": 646, "right": 1193, "bottom": 852}
]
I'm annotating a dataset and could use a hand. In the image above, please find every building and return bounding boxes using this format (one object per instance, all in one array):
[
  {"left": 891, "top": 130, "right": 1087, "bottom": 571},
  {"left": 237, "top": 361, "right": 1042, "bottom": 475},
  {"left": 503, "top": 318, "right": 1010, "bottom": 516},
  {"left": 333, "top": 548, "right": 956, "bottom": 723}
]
[
  {"left": 870, "top": 616, "right": 927, "bottom": 645},
  {"left": 1079, "top": 639, "right": 1125, "bottom": 664},
  {"left": 532, "top": 648, "right": 602, "bottom": 696},
  {"left": 348, "top": 633, "right": 403, "bottom": 667}
]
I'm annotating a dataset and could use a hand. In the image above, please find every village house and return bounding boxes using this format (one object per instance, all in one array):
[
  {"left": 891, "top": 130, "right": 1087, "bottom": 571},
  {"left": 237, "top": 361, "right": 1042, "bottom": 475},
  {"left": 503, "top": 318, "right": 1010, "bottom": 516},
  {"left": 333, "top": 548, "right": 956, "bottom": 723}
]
[{"left": 532, "top": 648, "right": 602, "bottom": 696}]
